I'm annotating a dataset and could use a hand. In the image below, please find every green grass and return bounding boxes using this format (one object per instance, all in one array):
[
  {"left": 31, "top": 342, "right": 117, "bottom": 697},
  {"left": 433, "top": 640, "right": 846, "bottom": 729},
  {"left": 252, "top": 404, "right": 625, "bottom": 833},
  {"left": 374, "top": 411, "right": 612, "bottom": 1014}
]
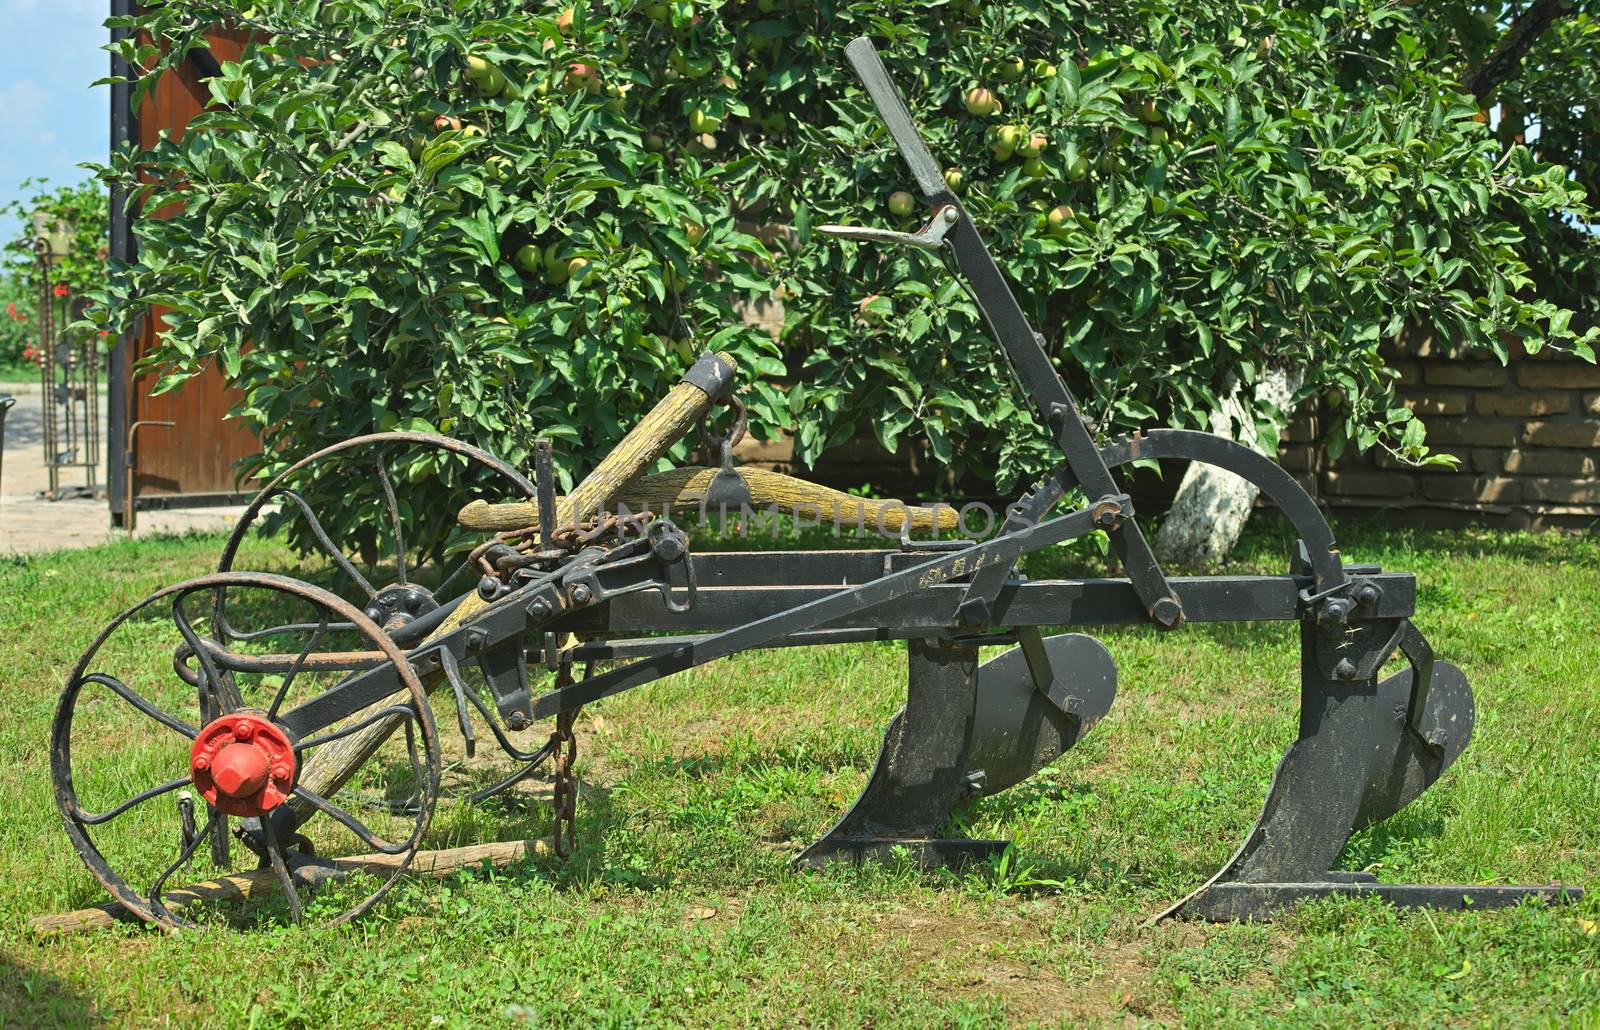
[{"left": 1, "top": 521, "right": 1598, "bottom": 1027}]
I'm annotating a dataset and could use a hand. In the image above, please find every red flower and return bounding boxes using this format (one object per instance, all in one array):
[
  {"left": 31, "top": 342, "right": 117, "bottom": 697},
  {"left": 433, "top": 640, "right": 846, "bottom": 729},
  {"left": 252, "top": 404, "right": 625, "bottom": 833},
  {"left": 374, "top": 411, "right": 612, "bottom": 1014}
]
[
  {"left": 5, "top": 301, "right": 23, "bottom": 321},
  {"left": 53, "top": 283, "right": 70, "bottom": 297}
]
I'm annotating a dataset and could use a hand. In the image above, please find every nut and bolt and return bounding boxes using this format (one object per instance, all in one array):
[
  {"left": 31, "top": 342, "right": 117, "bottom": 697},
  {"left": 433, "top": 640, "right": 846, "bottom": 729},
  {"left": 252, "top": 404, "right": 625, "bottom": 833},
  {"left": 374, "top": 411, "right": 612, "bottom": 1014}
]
[
  {"left": 570, "top": 583, "right": 593, "bottom": 605},
  {"left": 1333, "top": 658, "right": 1357, "bottom": 680},
  {"left": 528, "top": 598, "right": 552, "bottom": 618},
  {"left": 1150, "top": 596, "right": 1185, "bottom": 628},
  {"left": 1317, "top": 597, "right": 1353, "bottom": 629},
  {"left": 1352, "top": 582, "right": 1382, "bottom": 608}
]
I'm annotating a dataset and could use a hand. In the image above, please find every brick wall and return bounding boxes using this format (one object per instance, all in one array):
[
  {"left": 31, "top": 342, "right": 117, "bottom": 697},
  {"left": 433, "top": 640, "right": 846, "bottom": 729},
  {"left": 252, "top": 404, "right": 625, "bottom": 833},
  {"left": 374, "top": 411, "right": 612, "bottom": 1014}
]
[{"left": 1313, "top": 339, "right": 1600, "bottom": 531}]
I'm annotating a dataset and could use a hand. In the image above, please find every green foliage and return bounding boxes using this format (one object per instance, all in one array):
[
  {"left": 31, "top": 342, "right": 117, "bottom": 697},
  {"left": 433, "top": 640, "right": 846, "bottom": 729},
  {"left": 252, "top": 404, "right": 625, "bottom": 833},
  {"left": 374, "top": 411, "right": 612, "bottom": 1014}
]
[
  {"left": 93, "top": 0, "right": 1599, "bottom": 554},
  {"left": 1479, "top": 3, "right": 1600, "bottom": 309},
  {"left": 0, "top": 177, "right": 109, "bottom": 368}
]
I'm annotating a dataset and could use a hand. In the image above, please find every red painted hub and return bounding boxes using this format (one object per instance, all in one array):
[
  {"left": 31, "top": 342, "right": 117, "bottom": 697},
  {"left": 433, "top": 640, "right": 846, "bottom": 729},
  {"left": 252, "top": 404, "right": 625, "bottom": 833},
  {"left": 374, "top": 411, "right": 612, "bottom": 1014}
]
[{"left": 189, "top": 712, "right": 296, "bottom": 817}]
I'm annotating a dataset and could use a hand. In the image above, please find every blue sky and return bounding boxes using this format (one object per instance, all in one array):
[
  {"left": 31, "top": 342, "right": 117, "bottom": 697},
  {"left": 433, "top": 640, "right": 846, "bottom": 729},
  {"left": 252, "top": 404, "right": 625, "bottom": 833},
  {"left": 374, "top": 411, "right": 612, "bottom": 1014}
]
[{"left": 0, "top": 0, "right": 108, "bottom": 244}]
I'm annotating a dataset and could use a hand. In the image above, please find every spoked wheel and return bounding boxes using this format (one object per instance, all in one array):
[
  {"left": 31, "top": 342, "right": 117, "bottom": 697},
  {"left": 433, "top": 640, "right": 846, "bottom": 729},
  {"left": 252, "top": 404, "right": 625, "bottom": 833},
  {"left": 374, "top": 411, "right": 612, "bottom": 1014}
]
[
  {"left": 52, "top": 572, "right": 440, "bottom": 929},
  {"left": 218, "top": 431, "right": 539, "bottom": 632},
  {"left": 216, "top": 432, "right": 559, "bottom": 808}
]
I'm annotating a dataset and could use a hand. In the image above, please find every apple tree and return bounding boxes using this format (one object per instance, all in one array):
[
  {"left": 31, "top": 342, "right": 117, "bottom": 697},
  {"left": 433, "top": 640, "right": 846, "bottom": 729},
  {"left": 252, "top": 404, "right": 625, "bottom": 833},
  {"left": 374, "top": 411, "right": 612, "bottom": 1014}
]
[{"left": 94, "top": 0, "right": 1598, "bottom": 557}]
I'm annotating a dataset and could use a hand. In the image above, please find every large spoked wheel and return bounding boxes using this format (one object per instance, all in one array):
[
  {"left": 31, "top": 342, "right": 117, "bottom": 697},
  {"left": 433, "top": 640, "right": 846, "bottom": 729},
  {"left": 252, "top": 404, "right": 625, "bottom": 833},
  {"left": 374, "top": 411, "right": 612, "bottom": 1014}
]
[
  {"left": 52, "top": 572, "right": 440, "bottom": 930},
  {"left": 218, "top": 431, "right": 539, "bottom": 629}
]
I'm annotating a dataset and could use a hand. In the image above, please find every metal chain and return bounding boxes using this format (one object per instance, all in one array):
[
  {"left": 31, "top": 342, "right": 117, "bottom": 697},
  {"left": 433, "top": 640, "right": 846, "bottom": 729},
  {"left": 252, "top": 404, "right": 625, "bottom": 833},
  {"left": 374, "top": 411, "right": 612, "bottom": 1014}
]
[{"left": 548, "top": 664, "right": 582, "bottom": 857}]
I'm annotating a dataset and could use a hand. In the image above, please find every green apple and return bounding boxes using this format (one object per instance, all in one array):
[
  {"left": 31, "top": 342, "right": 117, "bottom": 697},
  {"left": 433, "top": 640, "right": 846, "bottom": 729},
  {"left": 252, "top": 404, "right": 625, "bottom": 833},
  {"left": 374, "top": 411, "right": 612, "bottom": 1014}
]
[
  {"left": 888, "top": 191, "right": 916, "bottom": 217},
  {"left": 963, "top": 87, "right": 999, "bottom": 116},
  {"left": 1019, "top": 131, "right": 1047, "bottom": 158},
  {"left": 688, "top": 107, "right": 722, "bottom": 134},
  {"left": 1022, "top": 157, "right": 1047, "bottom": 178},
  {"left": 515, "top": 243, "right": 543, "bottom": 273},
  {"left": 1065, "top": 153, "right": 1089, "bottom": 181},
  {"left": 943, "top": 167, "right": 965, "bottom": 194},
  {"left": 1046, "top": 204, "right": 1074, "bottom": 231},
  {"left": 996, "top": 56, "right": 1025, "bottom": 82}
]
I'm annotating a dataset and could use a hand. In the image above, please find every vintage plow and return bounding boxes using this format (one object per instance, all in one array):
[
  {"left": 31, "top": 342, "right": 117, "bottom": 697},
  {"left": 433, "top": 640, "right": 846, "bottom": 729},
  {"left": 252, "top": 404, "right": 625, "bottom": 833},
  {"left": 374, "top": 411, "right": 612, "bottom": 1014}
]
[{"left": 53, "top": 39, "right": 1580, "bottom": 930}]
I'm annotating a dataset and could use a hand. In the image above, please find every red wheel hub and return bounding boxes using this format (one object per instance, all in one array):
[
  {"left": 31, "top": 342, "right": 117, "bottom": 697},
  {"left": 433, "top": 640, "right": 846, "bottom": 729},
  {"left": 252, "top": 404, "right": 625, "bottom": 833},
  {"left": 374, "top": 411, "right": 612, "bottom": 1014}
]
[{"left": 190, "top": 712, "right": 296, "bottom": 817}]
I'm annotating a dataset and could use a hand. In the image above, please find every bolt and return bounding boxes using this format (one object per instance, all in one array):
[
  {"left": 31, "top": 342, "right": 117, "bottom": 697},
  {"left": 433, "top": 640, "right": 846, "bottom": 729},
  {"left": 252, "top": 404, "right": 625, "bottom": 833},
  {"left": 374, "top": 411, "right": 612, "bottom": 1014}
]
[
  {"left": 234, "top": 720, "right": 254, "bottom": 741},
  {"left": 528, "top": 598, "right": 552, "bottom": 619},
  {"left": 1353, "top": 582, "right": 1381, "bottom": 608},
  {"left": 506, "top": 712, "right": 529, "bottom": 731},
  {"left": 1334, "top": 658, "right": 1357, "bottom": 680},
  {"left": 941, "top": 207, "right": 958, "bottom": 225},
  {"left": 466, "top": 628, "right": 488, "bottom": 650},
  {"left": 478, "top": 575, "right": 503, "bottom": 601},
  {"left": 364, "top": 604, "right": 387, "bottom": 624},
  {"left": 1092, "top": 500, "right": 1122, "bottom": 529},
  {"left": 1151, "top": 597, "right": 1184, "bottom": 628},
  {"left": 193, "top": 754, "right": 211, "bottom": 772},
  {"left": 272, "top": 763, "right": 292, "bottom": 781},
  {"left": 570, "top": 583, "right": 593, "bottom": 605},
  {"left": 1318, "top": 597, "right": 1353, "bottom": 629}
]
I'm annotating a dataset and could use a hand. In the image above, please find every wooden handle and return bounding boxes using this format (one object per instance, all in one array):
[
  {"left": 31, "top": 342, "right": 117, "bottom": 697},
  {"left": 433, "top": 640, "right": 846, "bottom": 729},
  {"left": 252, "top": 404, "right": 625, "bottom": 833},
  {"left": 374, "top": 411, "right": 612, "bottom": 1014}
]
[
  {"left": 458, "top": 467, "right": 961, "bottom": 534},
  {"left": 555, "top": 351, "right": 736, "bottom": 527},
  {"left": 434, "top": 351, "right": 736, "bottom": 639}
]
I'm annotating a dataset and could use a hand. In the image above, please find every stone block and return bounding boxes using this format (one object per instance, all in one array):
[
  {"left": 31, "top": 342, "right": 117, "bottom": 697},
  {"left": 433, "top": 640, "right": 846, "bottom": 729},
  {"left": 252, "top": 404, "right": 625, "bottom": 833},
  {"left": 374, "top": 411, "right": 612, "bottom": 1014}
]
[
  {"left": 1421, "top": 476, "right": 1520, "bottom": 504},
  {"left": 1473, "top": 391, "right": 1571, "bottom": 417},
  {"left": 1501, "top": 449, "right": 1595, "bottom": 477},
  {"left": 1518, "top": 363, "right": 1600, "bottom": 389},
  {"left": 1584, "top": 391, "right": 1600, "bottom": 415},
  {"left": 1522, "top": 419, "right": 1600, "bottom": 449},
  {"left": 1322, "top": 469, "right": 1417, "bottom": 498},
  {"left": 1404, "top": 391, "right": 1468, "bottom": 416},
  {"left": 1423, "top": 364, "right": 1508, "bottom": 388},
  {"left": 1392, "top": 361, "right": 1421, "bottom": 386},
  {"left": 1279, "top": 445, "right": 1315, "bottom": 473},
  {"left": 1521, "top": 478, "right": 1600, "bottom": 505},
  {"left": 1425, "top": 419, "right": 1520, "bottom": 448}
]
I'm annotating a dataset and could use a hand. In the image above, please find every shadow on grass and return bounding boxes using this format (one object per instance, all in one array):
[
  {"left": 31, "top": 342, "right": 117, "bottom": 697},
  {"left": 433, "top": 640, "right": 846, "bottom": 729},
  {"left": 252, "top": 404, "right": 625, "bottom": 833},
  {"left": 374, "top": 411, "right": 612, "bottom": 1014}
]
[{"left": 0, "top": 958, "right": 105, "bottom": 1028}]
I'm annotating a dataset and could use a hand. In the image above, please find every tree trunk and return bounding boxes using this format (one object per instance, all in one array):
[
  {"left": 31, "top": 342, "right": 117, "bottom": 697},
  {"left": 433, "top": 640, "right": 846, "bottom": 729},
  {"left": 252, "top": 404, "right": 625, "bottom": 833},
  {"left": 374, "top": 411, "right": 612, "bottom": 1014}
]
[{"left": 1154, "top": 365, "right": 1303, "bottom": 566}]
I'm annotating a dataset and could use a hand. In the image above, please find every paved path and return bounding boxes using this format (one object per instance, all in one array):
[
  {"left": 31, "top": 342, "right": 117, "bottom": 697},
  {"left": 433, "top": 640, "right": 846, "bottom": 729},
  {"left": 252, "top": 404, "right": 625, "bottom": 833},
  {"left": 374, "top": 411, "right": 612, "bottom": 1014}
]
[{"left": 0, "top": 382, "right": 251, "bottom": 554}]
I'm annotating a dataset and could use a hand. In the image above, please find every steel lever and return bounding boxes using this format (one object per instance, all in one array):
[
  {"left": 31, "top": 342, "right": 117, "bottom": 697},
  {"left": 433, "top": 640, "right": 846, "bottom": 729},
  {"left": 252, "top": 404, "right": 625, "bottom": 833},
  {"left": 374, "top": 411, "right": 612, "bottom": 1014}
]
[{"left": 818, "top": 205, "right": 958, "bottom": 251}]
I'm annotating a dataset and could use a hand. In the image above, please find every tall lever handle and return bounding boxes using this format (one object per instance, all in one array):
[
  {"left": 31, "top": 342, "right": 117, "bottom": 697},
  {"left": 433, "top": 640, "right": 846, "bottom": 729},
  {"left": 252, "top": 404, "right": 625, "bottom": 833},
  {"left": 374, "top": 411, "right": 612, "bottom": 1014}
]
[{"left": 843, "top": 37, "right": 946, "bottom": 198}]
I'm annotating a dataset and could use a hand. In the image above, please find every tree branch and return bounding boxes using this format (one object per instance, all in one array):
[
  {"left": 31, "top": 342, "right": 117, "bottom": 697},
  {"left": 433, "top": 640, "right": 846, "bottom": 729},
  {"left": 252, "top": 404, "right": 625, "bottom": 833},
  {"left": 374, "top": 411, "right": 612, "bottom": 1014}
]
[{"left": 1464, "top": 0, "right": 1573, "bottom": 99}]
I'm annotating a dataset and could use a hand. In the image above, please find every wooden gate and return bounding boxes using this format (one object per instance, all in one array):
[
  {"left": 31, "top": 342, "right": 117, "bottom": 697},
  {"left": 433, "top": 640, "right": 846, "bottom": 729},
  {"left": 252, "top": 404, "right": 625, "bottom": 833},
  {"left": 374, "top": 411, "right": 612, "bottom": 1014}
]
[{"left": 107, "top": 14, "right": 258, "bottom": 522}]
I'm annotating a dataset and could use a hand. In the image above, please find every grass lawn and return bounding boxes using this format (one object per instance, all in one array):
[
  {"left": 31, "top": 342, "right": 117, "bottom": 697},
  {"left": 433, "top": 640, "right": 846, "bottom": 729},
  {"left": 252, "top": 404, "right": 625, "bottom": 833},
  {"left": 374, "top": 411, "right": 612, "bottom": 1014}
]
[{"left": 1, "top": 520, "right": 1597, "bottom": 1027}]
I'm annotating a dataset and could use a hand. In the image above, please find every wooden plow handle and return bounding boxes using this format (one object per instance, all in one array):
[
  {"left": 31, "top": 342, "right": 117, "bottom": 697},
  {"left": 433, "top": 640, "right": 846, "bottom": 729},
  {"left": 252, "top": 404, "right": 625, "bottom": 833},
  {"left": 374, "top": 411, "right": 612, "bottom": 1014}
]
[
  {"left": 554, "top": 351, "right": 738, "bottom": 528},
  {"left": 457, "top": 467, "right": 961, "bottom": 536}
]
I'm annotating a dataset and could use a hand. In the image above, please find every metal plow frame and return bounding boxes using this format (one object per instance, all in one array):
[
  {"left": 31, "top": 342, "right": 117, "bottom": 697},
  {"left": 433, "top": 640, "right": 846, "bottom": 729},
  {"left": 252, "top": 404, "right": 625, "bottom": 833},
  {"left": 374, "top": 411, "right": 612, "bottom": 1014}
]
[{"left": 51, "top": 38, "right": 1581, "bottom": 929}]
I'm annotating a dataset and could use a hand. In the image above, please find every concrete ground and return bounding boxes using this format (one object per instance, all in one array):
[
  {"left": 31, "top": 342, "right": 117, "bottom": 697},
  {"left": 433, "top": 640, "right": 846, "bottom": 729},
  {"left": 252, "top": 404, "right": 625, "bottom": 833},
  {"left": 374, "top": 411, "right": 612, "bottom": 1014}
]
[{"left": 0, "top": 381, "right": 251, "bottom": 554}]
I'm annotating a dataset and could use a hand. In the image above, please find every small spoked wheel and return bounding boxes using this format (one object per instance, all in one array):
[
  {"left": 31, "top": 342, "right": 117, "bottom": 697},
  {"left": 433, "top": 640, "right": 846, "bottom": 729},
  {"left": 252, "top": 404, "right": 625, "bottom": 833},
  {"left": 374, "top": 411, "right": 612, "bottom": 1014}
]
[{"left": 52, "top": 572, "right": 440, "bottom": 929}]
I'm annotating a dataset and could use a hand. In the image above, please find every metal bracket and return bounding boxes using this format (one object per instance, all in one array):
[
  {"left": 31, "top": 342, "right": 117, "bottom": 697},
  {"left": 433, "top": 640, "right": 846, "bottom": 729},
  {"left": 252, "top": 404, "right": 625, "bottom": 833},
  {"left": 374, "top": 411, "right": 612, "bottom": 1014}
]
[{"left": 818, "top": 205, "right": 959, "bottom": 251}]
